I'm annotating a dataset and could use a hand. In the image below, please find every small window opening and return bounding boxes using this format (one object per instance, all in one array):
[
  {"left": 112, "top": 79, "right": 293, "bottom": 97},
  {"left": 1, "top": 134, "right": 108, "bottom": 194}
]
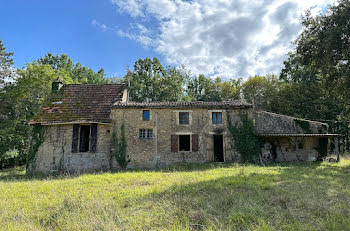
[
  {"left": 139, "top": 129, "right": 153, "bottom": 139},
  {"left": 212, "top": 112, "right": 222, "bottom": 124},
  {"left": 143, "top": 110, "right": 150, "bottom": 121},
  {"left": 179, "top": 112, "right": 189, "bottom": 124},
  {"left": 179, "top": 135, "right": 191, "bottom": 151},
  {"left": 79, "top": 125, "right": 90, "bottom": 152},
  {"left": 297, "top": 139, "right": 304, "bottom": 149}
]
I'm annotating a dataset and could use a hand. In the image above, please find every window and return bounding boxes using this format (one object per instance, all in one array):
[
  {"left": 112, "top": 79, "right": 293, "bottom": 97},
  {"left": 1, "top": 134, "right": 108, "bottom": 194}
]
[
  {"left": 179, "top": 112, "right": 189, "bottom": 124},
  {"left": 72, "top": 124, "right": 98, "bottom": 153},
  {"left": 142, "top": 110, "right": 150, "bottom": 121},
  {"left": 212, "top": 112, "right": 222, "bottom": 124},
  {"left": 179, "top": 135, "right": 191, "bottom": 151},
  {"left": 139, "top": 129, "right": 153, "bottom": 139},
  {"left": 79, "top": 125, "right": 90, "bottom": 152}
]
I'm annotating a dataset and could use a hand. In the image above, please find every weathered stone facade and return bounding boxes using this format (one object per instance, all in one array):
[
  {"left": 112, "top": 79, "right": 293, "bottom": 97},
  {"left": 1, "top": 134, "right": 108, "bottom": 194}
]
[
  {"left": 29, "top": 83, "right": 339, "bottom": 174},
  {"left": 112, "top": 107, "right": 252, "bottom": 169},
  {"left": 31, "top": 105, "right": 253, "bottom": 173},
  {"left": 33, "top": 124, "right": 115, "bottom": 173},
  {"left": 254, "top": 111, "right": 333, "bottom": 162}
]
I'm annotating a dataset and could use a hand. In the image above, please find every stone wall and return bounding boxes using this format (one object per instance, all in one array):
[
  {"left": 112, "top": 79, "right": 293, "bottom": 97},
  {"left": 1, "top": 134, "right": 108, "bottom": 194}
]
[
  {"left": 31, "top": 124, "right": 113, "bottom": 173},
  {"left": 31, "top": 107, "right": 330, "bottom": 174},
  {"left": 111, "top": 107, "right": 253, "bottom": 169},
  {"left": 29, "top": 107, "right": 253, "bottom": 173},
  {"left": 259, "top": 136, "right": 321, "bottom": 162},
  {"left": 254, "top": 111, "right": 328, "bottom": 134}
]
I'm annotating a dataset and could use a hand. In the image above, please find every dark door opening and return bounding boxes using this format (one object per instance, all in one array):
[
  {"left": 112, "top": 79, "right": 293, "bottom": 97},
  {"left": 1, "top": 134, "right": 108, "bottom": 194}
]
[
  {"left": 79, "top": 125, "right": 90, "bottom": 152},
  {"left": 213, "top": 135, "right": 224, "bottom": 162}
]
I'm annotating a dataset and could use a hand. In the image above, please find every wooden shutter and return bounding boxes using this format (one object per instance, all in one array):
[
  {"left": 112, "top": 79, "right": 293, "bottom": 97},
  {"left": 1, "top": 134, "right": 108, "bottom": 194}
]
[
  {"left": 171, "top": 135, "right": 178, "bottom": 152},
  {"left": 192, "top": 134, "right": 199, "bottom": 152},
  {"left": 90, "top": 124, "right": 98, "bottom": 153},
  {"left": 72, "top": 124, "right": 79, "bottom": 153}
]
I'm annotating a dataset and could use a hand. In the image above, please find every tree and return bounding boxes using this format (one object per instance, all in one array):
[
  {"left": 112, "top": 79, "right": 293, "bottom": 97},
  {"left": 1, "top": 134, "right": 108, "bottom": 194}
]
[
  {"left": 0, "top": 39, "right": 17, "bottom": 87},
  {"left": 219, "top": 78, "right": 242, "bottom": 101},
  {"left": 290, "top": 0, "right": 350, "bottom": 118},
  {"left": 125, "top": 57, "right": 189, "bottom": 102},
  {"left": 187, "top": 74, "right": 221, "bottom": 101},
  {"left": 241, "top": 75, "right": 281, "bottom": 110},
  {"left": 112, "top": 124, "right": 129, "bottom": 170},
  {"left": 36, "top": 53, "right": 110, "bottom": 84},
  {"left": 124, "top": 57, "right": 165, "bottom": 102},
  {"left": 280, "top": 53, "right": 345, "bottom": 121},
  {"left": 0, "top": 64, "right": 70, "bottom": 166},
  {"left": 158, "top": 65, "right": 189, "bottom": 101}
]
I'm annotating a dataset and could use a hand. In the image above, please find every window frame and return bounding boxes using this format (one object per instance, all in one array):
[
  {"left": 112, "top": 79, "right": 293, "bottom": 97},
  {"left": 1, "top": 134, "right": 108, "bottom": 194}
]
[
  {"left": 139, "top": 129, "right": 153, "bottom": 139},
  {"left": 212, "top": 112, "right": 222, "bottom": 124},
  {"left": 179, "top": 112, "right": 190, "bottom": 125},
  {"left": 79, "top": 125, "right": 91, "bottom": 152},
  {"left": 142, "top": 110, "right": 150, "bottom": 121},
  {"left": 179, "top": 135, "right": 191, "bottom": 151}
]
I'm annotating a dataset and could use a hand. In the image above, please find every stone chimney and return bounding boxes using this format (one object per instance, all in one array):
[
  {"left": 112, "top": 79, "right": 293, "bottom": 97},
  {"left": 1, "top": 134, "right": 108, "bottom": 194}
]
[
  {"left": 121, "top": 80, "right": 130, "bottom": 103},
  {"left": 52, "top": 77, "right": 63, "bottom": 93}
]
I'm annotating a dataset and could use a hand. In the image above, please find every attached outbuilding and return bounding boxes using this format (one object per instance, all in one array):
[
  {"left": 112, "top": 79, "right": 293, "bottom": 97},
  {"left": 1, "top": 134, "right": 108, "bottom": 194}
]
[{"left": 28, "top": 80, "right": 339, "bottom": 174}]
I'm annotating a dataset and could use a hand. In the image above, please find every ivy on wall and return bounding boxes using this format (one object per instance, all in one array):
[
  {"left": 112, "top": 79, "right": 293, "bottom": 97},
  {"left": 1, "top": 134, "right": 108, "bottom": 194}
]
[
  {"left": 294, "top": 119, "right": 312, "bottom": 134},
  {"left": 26, "top": 124, "right": 46, "bottom": 171},
  {"left": 112, "top": 123, "right": 130, "bottom": 170},
  {"left": 227, "top": 113, "right": 260, "bottom": 163}
]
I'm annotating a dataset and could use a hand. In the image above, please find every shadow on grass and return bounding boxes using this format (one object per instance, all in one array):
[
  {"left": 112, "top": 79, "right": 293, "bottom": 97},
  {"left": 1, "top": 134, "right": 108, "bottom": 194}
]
[
  {"left": 132, "top": 162, "right": 350, "bottom": 230},
  {"left": 0, "top": 161, "right": 349, "bottom": 183},
  {"left": 0, "top": 162, "right": 247, "bottom": 182}
]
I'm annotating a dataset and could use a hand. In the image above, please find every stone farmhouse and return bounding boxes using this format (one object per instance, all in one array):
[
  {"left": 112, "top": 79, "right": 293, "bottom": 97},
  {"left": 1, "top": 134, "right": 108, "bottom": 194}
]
[{"left": 28, "top": 79, "right": 339, "bottom": 173}]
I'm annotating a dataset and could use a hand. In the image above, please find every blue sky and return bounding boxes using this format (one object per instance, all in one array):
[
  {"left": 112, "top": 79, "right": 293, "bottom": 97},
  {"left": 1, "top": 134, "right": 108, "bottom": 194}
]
[
  {"left": 0, "top": 0, "right": 160, "bottom": 77},
  {"left": 1, "top": 0, "right": 334, "bottom": 79}
]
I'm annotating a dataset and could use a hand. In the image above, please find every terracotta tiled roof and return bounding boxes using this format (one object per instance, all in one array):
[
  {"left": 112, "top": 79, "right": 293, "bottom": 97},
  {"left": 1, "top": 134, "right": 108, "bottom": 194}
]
[
  {"left": 256, "top": 133, "right": 339, "bottom": 137},
  {"left": 31, "top": 84, "right": 126, "bottom": 124},
  {"left": 113, "top": 101, "right": 252, "bottom": 109}
]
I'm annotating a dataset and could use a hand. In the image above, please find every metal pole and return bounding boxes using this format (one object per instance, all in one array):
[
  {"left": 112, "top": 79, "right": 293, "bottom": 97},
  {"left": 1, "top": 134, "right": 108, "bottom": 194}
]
[{"left": 155, "top": 112, "right": 159, "bottom": 167}]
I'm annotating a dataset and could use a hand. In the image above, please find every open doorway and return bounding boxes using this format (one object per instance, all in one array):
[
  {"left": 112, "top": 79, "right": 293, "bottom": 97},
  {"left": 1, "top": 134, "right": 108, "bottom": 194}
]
[{"left": 213, "top": 135, "right": 224, "bottom": 162}]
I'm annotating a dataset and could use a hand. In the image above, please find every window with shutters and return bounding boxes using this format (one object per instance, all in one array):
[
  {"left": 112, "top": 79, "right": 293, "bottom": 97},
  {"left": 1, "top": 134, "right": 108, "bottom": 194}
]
[
  {"left": 179, "top": 135, "right": 191, "bottom": 151},
  {"left": 72, "top": 124, "right": 98, "bottom": 153},
  {"left": 171, "top": 134, "right": 199, "bottom": 152},
  {"left": 79, "top": 125, "right": 90, "bottom": 152},
  {"left": 139, "top": 129, "right": 153, "bottom": 139}
]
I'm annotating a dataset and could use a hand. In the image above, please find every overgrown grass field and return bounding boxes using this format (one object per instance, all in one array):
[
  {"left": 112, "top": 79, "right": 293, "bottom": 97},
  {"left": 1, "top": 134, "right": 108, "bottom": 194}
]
[{"left": 0, "top": 160, "right": 350, "bottom": 231}]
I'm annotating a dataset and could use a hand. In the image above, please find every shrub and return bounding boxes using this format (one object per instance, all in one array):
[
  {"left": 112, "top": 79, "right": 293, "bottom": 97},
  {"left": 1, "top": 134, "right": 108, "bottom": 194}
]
[{"left": 112, "top": 123, "right": 130, "bottom": 170}]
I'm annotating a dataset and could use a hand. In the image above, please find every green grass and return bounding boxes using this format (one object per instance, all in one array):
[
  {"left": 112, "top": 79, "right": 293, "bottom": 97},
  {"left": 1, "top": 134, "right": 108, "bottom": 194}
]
[{"left": 0, "top": 160, "right": 350, "bottom": 231}]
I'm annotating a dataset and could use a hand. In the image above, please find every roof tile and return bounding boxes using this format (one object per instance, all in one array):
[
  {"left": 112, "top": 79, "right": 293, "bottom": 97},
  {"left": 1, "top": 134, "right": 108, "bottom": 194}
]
[
  {"left": 31, "top": 84, "right": 126, "bottom": 124},
  {"left": 113, "top": 101, "right": 252, "bottom": 109}
]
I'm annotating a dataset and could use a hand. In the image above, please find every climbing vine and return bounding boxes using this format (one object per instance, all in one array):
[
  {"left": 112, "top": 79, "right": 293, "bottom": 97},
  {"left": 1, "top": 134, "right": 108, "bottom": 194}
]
[
  {"left": 26, "top": 124, "right": 46, "bottom": 171},
  {"left": 227, "top": 113, "right": 260, "bottom": 163},
  {"left": 112, "top": 123, "right": 130, "bottom": 170}
]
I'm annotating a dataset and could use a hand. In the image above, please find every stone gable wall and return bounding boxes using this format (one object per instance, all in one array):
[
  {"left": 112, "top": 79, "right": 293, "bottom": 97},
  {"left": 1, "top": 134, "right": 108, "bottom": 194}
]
[
  {"left": 32, "top": 124, "right": 113, "bottom": 173},
  {"left": 254, "top": 111, "right": 328, "bottom": 134}
]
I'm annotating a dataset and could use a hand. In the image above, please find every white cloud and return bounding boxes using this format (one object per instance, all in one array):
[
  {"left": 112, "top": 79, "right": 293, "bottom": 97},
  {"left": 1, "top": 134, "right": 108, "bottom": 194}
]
[
  {"left": 111, "top": 0, "right": 336, "bottom": 79},
  {"left": 117, "top": 23, "right": 156, "bottom": 48},
  {"left": 92, "top": 19, "right": 108, "bottom": 31}
]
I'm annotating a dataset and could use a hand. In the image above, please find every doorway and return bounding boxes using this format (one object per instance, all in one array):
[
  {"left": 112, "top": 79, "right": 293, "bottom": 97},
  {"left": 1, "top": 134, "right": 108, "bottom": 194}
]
[{"left": 213, "top": 135, "right": 224, "bottom": 162}]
